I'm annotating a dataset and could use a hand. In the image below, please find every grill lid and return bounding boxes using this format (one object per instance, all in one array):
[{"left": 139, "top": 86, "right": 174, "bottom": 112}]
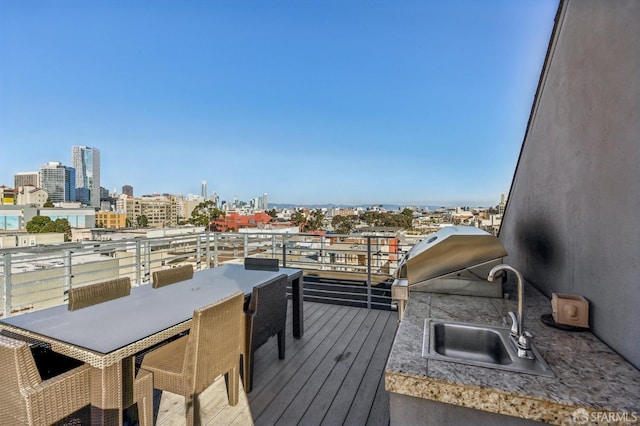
[{"left": 397, "top": 226, "right": 507, "bottom": 286}]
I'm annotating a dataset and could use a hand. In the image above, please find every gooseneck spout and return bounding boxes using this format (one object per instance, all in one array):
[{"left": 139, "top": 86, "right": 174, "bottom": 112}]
[
  {"left": 487, "top": 264, "right": 534, "bottom": 359},
  {"left": 487, "top": 264, "right": 524, "bottom": 337}
]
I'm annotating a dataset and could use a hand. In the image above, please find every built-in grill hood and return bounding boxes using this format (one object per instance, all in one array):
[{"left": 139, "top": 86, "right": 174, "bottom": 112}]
[{"left": 395, "top": 226, "right": 507, "bottom": 297}]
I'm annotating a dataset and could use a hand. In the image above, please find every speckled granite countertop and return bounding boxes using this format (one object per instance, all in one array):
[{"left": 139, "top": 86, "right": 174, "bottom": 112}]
[{"left": 385, "top": 283, "right": 640, "bottom": 425}]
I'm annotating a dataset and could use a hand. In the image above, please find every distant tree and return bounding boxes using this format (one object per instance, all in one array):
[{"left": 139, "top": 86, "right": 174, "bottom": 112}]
[
  {"left": 136, "top": 214, "right": 148, "bottom": 228},
  {"left": 50, "top": 218, "right": 72, "bottom": 241},
  {"left": 291, "top": 211, "right": 307, "bottom": 230},
  {"left": 331, "top": 215, "right": 357, "bottom": 234},
  {"left": 358, "top": 209, "right": 412, "bottom": 230},
  {"left": 267, "top": 208, "right": 278, "bottom": 219},
  {"left": 125, "top": 218, "right": 132, "bottom": 228},
  {"left": 399, "top": 208, "right": 414, "bottom": 229},
  {"left": 26, "top": 216, "right": 52, "bottom": 234},
  {"left": 43, "top": 198, "right": 54, "bottom": 207},
  {"left": 26, "top": 216, "right": 72, "bottom": 241},
  {"left": 360, "top": 211, "right": 380, "bottom": 226},
  {"left": 188, "top": 200, "right": 225, "bottom": 227},
  {"left": 305, "top": 210, "right": 325, "bottom": 231}
]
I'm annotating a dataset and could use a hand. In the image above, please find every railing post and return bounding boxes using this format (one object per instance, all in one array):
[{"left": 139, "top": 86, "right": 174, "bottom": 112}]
[
  {"left": 320, "top": 236, "right": 325, "bottom": 270},
  {"left": 3, "top": 253, "right": 11, "bottom": 317},
  {"left": 64, "top": 250, "right": 72, "bottom": 294},
  {"left": 196, "top": 236, "right": 202, "bottom": 270},
  {"left": 136, "top": 240, "right": 142, "bottom": 285},
  {"left": 205, "top": 233, "right": 211, "bottom": 270},
  {"left": 272, "top": 234, "right": 276, "bottom": 259},
  {"left": 282, "top": 234, "right": 287, "bottom": 268},
  {"left": 144, "top": 240, "right": 151, "bottom": 283},
  {"left": 366, "top": 236, "right": 372, "bottom": 309},
  {"left": 244, "top": 234, "right": 249, "bottom": 258},
  {"left": 213, "top": 233, "right": 219, "bottom": 268}
]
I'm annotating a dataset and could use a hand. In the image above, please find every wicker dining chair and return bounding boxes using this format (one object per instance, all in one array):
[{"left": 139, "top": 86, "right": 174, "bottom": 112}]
[
  {"left": 129, "top": 362, "right": 154, "bottom": 426},
  {"left": 66, "top": 277, "right": 152, "bottom": 424},
  {"left": 241, "top": 274, "right": 288, "bottom": 393},
  {"left": 68, "top": 277, "right": 131, "bottom": 311},
  {"left": 139, "top": 291, "right": 245, "bottom": 426},
  {"left": 0, "top": 335, "right": 92, "bottom": 425},
  {"left": 152, "top": 264, "right": 194, "bottom": 288}
]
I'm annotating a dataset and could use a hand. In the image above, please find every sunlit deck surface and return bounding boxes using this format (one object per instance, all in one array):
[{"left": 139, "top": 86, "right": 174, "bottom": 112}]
[{"left": 152, "top": 301, "right": 398, "bottom": 425}]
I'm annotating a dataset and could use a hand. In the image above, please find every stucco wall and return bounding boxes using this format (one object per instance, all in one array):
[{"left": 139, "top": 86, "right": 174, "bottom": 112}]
[{"left": 499, "top": 0, "right": 640, "bottom": 368}]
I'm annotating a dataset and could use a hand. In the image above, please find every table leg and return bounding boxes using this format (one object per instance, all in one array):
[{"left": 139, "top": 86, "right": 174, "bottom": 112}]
[
  {"left": 90, "top": 361, "right": 124, "bottom": 425},
  {"left": 292, "top": 276, "right": 304, "bottom": 339}
]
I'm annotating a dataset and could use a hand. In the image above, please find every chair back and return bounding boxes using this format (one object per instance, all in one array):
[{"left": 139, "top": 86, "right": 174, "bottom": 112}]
[
  {"left": 0, "top": 336, "right": 41, "bottom": 424},
  {"left": 244, "top": 257, "right": 279, "bottom": 271},
  {"left": 152, "top": 265, "right": 194, "bottom": 288},
  {"left": 247, "top": 274, "right": 288, "bottom": 352},
  {"left": 184, "top": 292, "right": 244, "bottom": 394},
  {"left": 68, "top": 277, "right": 131, "bottom": 311}
]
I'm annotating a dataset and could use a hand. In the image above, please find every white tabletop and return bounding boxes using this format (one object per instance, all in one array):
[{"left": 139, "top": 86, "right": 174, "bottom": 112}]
[{"left": 0, "top": 264, "right": 300, "bottom": 354}]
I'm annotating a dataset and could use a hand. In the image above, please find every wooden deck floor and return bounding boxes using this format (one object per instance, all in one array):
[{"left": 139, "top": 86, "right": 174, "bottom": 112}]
[{"left": 152, "top": 301, "right": 398, "bottom": 426}]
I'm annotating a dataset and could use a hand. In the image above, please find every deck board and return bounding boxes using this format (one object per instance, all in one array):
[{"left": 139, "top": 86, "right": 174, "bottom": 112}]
[
  {"left": 249, "top": 304, "right": 351, "bottom": 421},
  {"left": 344, "top": 313, "right": 398, "bottom": 425},
  {"left": 274, "top": 308, "right": 371, "bottom": 425},
  {"left": 153, "top": 301, "right": 398, "bottom": 426},
  {"left": 315, "top": 310, "right": 388, "bottom": 426},
  {"left": 255, "top": 307, "right": 362, "bottom": 425}
]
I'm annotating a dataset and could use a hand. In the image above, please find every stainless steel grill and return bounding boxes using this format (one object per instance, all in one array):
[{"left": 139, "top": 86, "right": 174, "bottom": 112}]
[{"left": 394, "top": 226, "right": 507, "bottom": 298}]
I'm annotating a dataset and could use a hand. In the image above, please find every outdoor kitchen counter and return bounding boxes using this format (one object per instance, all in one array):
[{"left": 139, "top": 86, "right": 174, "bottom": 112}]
[{"left": 385, "top": 284, "right": 640, "bottom": 425}]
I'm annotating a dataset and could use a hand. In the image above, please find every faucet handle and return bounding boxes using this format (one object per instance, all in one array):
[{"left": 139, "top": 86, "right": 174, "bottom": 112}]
[
  {"left": 519, "top": 331, "right": 534, "bottom": 350},
  {"left": 516, "top": 331, "right": 535, "bottom": 359}
]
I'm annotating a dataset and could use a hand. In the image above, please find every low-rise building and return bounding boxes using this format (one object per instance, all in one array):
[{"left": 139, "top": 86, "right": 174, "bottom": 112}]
[
  {"left": 116, "top": 194, "right": 180, "bottom": 228},
  {"left": 213, "top": 211, "right": 272, "bottom": 232},
  {"left": 16, "top": 185, "right": 48, "bottom": 207},
  {"left": 95, "top": 211, "right": 126, "bottom": 229}
]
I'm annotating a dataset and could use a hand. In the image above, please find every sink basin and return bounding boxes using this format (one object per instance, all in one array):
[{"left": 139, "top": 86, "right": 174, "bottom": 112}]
[{"left": 422, "top": 319, "right": 555, "bottom": 377}]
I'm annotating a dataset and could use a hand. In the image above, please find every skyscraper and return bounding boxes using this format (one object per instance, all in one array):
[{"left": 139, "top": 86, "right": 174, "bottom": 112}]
[
  {"left": 40, "top": 162, "right": 75, "bottom": 204},
  {"left": 201, "top": 180, "right": 207, "bottom": 199},
  {"left": 72, "top": 146, "right": 100, "bottom": 207},
  {"left": 122, "top": 185, "right": 133, "bottom": 197}
]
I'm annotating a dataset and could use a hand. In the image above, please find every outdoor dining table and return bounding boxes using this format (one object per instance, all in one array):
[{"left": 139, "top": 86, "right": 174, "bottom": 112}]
[{"left": 0, "top": 263, "right": 303, "bottom": 425}]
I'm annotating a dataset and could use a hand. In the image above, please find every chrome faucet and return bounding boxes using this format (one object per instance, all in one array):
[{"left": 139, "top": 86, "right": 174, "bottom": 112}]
[{"left": 487, "top": 264, "right": 535, "bottom": 359}]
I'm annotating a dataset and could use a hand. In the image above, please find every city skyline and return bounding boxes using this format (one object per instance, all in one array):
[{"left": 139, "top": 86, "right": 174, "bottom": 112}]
[{"left": 0, "top": 1, "right": 559, "bottom": 207}]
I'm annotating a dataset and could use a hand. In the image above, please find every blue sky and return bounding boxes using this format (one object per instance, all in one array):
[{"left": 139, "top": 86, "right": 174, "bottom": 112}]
[{"left": 0, "top": 0, "right": 559, "bottom": 207}]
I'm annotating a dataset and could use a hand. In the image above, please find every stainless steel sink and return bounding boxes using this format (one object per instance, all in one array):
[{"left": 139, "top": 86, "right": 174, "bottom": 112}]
[{"left": 422, "top": 319, "right": 555, "bottom": 377}]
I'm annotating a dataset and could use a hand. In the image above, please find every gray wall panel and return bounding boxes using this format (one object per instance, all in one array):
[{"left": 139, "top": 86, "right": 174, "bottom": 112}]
[{"left": 499, "top": 0, "right": 640, "bottom": 368}]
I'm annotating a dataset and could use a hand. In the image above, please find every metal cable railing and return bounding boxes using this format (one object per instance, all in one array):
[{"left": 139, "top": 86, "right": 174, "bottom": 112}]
[{"left": 1, "top": 231, "right": 424, "bottom": 317}]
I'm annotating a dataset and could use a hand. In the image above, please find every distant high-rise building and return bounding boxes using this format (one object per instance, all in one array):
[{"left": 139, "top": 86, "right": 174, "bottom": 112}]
[
  {"left": 14, "top": 171, "right": 39, "bottom": 188},
  {"left": 201, "top": 181, "right": 207, "bottom": 199},
  {"left": 262, "top": 192, "right": 268, "bottom": 210},
  {"left": 72, "top": 146, "right": 100, "bottom": 207},
  {"left": 498, "top": 193, "right": 507, "bottom": 215},
  {"left": 122, "top": 185, "right": 133, "bottom": 197},
  {"left": 40, "top": 162, "right": 75, "bottom": 204}
]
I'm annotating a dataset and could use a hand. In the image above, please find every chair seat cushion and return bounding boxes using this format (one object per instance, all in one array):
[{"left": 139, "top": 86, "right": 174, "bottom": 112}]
[{"left": 141, "top": 335, "right": 187, "bottom": 375}]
